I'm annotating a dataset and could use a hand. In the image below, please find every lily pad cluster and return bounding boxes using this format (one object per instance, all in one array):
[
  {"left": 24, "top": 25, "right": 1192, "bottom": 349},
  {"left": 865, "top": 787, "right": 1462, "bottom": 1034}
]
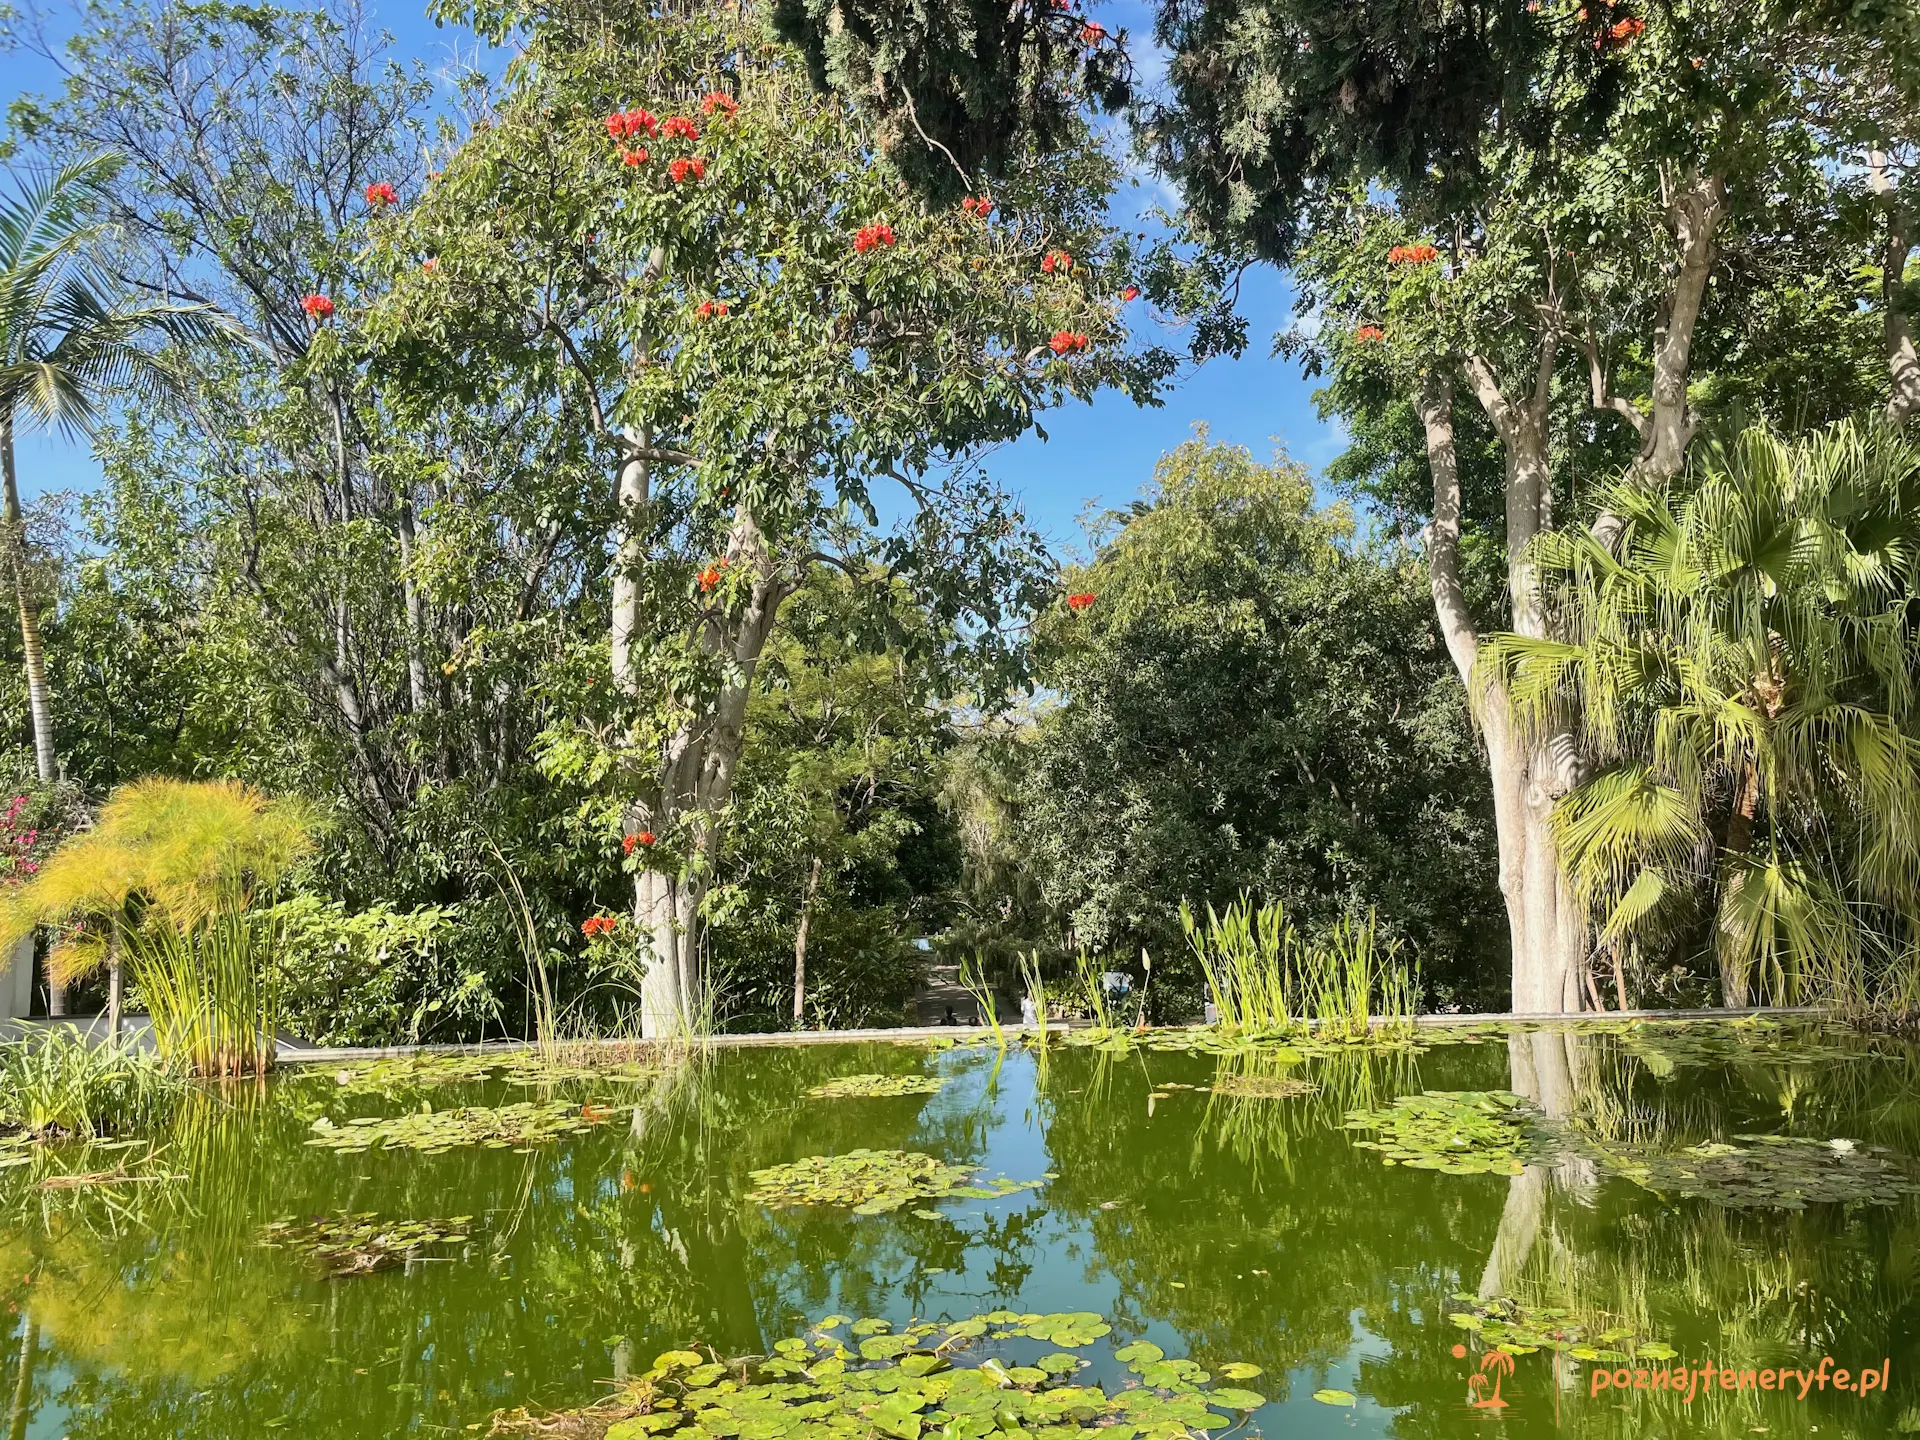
[
  {"left": 1599, "top": 1134, "right": 1920, "bottom": 1209},
  {"left": 306, "top": 1100, "right": 629, "bottom": 1154},
  {"left": 489, "top": 1312, "right": 1268, "bottom": 1439},
  {"left": 747, "top": 1149, "right": 1041, "bottom": 1216},
  {"left": 806, "top": 1074, "right": 945, "bottom": 1100},
  {"left": 1447, "top": 1294, "right": 1675, "bottom": 1363},
  {"left": 260, "top": 1212, "right": 473, "bottom": 1277},
  {"left": 331, "top": 1052, "right": 658, "bottom": 1095},
  {"left": 1210, "top": 1072, "right": 1314, "bottom": 1101},
  {"left": 1343, "top": 1091, "right": 1555, "bottom": 1175}
]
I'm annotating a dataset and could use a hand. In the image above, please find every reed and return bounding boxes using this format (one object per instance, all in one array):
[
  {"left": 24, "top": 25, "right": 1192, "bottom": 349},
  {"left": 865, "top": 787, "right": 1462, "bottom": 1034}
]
[
  {"left": 0, "top": 1027, "right": 188, "bottom": 1139},
  {"left": 958, "top": 954, "right": 1005, "bottom": 1048},
  {"left": 130, "top": 910, "right": 281, "bottom": 1078},
  {"left": 1183, "top": 897, "right": 1420, "bottom": 1036}
]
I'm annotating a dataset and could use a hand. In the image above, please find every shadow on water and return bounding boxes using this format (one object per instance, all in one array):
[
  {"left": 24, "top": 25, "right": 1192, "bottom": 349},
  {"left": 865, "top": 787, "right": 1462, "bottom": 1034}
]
[{"left": 0, "top": 1024, "right": 1912, "bottom": 1436}]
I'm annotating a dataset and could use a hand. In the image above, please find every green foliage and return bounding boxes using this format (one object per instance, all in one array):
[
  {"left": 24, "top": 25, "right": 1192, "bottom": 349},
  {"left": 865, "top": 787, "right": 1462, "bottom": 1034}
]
[
  {"left": 1343, "top": 1089, "right": 1551, "bottom": 1175},
  {"left": 1018, "top": 434, "right": 1504, "bottom": 1005},
  {"left": 0, "top": 1027, "right": 187, "bottom": 1140},
  {"left": 1482, "top": 420, "right": 1920, "bottom": 1006},
  {"left": 269, "top": 896, "right": 500, "bottom": 1047},
  {"left": 745, "top": 1148, "right": 1040, "bottom": 1214}
]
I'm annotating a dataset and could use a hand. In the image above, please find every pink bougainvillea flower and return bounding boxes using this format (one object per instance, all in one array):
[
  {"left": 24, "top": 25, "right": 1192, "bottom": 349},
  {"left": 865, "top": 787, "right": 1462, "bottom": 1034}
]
[
  {"left": 301, "top": 294, "right": 335, "bottom": 320},
  {"left": 363, "top": 182, "right": 397, "bottom": 206}
]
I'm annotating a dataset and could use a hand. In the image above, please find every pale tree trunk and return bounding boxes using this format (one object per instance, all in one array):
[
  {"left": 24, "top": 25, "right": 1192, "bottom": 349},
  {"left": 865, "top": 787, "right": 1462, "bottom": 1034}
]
[
  {"left": 627, "top": 502, "right": 787, "bottom": 1039},
  {"left": 107, "top": 923, "right": 124, "bottom": 1042},
  {"left": 1479, "top": 1028, "right": 1593, "bottom": 1298},
  {"left": 1420, "top": 368, "right": 1587, "bottom": 1015},
  {"left": 1868, "top": 153, "right": 1920, "bottom": 427},
  {"left": 6, "top": 1313, "right": 36, "bottom": 1440},
  {"left": 0, "top": 421, "right": 56, "bottom": 785},
  {"left": 793, "top": 852, "right": 822, "bottom": 1027}
]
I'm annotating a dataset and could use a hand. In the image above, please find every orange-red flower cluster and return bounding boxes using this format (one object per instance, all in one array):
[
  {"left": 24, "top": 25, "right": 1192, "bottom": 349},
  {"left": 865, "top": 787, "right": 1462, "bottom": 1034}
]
[
  {"left": 1041, "top": 250, "right": 1072, "bottom": 274},
  {"left": 301, "top": 294, "right": 334, "bottom": 320},
  {"left": 1354, "top": 324, "right": 1386, "bottom": 343},
  {"left": 623, "top": 830, "right": 656, "bottom": 855},
  {"left": 854, "top": 223, "right": 896, "bottom": 253},
  {"left": 700, "top": 92, "right": 738, "bottom": 117},
  {"left": 1122, "top": 285, "right": 1140, "bottom": 301},
  {"left": 622, "top": 148, "right": 650, "bottom": 166},
  {"left": 364, "top": 182, "right": 397, "bottom": 206},
  {"left": 1065, "top": 592, "right": 1096, "bottom": 611},
  {"left": 698, "top": 558, "right": 730, "bottom": 591},
  {"left": 581, "top": 915, "right": 618, "bottom": 937},
  {"left": 661, "top": 115, "right": 700, "bottom": 141},
  {"left": 422, "top": 258, "right": 438, "bottom": 274},
  {"left": 1610, "top": 16, "right": 1645, "bottom": 41},
  {"left": 961, "top": 195, "right": 994, "bottom": 218},
  {"left": 697, "top": 299, "right": 730, "bottom": 318},
  {"left": 1049, "top": 330, "right": 1090, "bottom": 355},
  {"left": 606, "top": 109, "right": 658, "bottom": 139},
  {"left": 1080, "top": 21, "right": 1105, "bottom": 42},
  {"left": 668, "top": 157, "right": 706, "bottom": 183},
  {"left": 1388, "top": 243, "right": 1439, "bottom": 264}
]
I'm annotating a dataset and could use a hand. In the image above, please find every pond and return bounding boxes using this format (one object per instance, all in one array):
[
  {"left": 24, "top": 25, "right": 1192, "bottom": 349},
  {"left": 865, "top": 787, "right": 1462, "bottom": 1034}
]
[{"left": 1, "top": 1019, "right": 1916, "bottom": 1438}]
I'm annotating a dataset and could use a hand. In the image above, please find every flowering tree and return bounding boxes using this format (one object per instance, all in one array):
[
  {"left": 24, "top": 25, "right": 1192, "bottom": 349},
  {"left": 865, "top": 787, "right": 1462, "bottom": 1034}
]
[{"left": 371, "top": 0, "right": 1166, "bottom": 1034}]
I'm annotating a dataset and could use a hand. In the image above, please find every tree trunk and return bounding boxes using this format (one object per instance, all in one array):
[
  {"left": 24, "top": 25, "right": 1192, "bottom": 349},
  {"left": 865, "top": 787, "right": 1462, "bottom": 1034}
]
[
  {"left": 1418, "top": 373, "right": 1586, "bottom": 1014},
  {"left": 107, "top": 925, "right": 124, "bottom": 1042},
  {"left": 0, "top": 421, "right": 56, "bottom": 785},
  {"left": 793, "top": 852, "right": 822, "bottom": 1027},
  {"left": 6, "top": 1314, "right": 36, "bottom": 1440},
  {"left": 1869, "top": 153, "right": 1920, "bottom": 427}
]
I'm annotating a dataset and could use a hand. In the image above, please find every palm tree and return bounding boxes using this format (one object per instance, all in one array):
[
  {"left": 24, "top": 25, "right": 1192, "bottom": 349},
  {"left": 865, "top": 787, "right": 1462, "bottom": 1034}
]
[
  {"left": 0, "top": 154, "right": 223, "bottom": 785},
  {"left": 1480, "top": 420, "right": 1920, "bottom": 1011}
]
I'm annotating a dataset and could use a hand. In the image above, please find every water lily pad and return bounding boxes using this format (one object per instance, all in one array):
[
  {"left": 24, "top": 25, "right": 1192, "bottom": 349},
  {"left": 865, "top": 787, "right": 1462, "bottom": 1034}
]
[
  {"left": 490, "top": 1312, "right": 1266, "bottom": 1438},
  {"left": 807, "top": 1073, "right": 945, "bottom": 1099},
  {"left": 1595, "top": 1132, "right": 1920, "bottom": 1209},
  {"left": 259, "top": 1212, "right": 472, "bottom": 1277},
  {"left": 305, "top": 1100, "right": 627, "bottom": 1154},
  {"left": 1343, "top": 1091, "right": 1554, "bottom": 1173},
  {"left": 1312, "top": 1389, "right": 1356, "bottom": 1406},
  {"left": 747, "top": 1149, "right": 1040, "bottom": 1215},
  {"left": 1210, "top": 1072, "right": 1316, "bottom": 1100}
]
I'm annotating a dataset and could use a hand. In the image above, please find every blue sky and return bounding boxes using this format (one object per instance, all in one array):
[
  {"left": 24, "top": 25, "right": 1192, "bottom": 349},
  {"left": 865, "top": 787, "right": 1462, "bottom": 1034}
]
[{"left": 1, "top": 0, "right": 1338, "bottom": 553}]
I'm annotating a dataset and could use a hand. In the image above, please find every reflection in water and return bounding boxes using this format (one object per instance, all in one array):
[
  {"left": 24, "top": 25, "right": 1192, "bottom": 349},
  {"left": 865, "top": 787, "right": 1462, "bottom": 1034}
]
[{"left": 0, "top": 1026, "right": 1909, "bottom": 1436}]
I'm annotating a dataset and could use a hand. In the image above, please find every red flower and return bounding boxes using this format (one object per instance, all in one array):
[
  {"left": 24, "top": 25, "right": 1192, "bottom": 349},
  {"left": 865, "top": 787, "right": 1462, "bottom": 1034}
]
[
  {"left": 301, "top": 294, "right": 334, "bottom": 320},
  {"left": 1122, "top": 285, "right": 1140, "bottom": 301},
  {"left": 363, "top": 182, "right": 397, "bottom": 206},
  {"left": 698, "top": 558, "right": 729, "bottom": 591},
  {"left": 700, "top": 92, "right": 738, "bottom": 117},
  {"left": 1354, "top": 324, "right": 1386, "bottom": 342},
  {"left": 697, "top": 299, "right": 729, "bottom": 318},
  {"left": 853, "top": 222, "right": 897, "bottom": 253},
  {"left": 627, "top": 109, "right": 658, "bottom": 137},
  {"left": 1610, "top": 16, "right": 1645, "bottom": 41},
  {"left": 636, "top": 830, "right": 657, "bottom": 847},
  {"left": 1066, "top": 592, "right": 1096, "bottom": 611},
  {"left": 1041, "top": 250, "right": 1072, "bottom": 275},
  {"left": 1080, "top": 21, "right": 1105, "bottom": 42},
  {"left": 582, "top": 915, "right": 617, "bottom": 937},
  {"left": 622, "top": 147, "right": 649, "bottom": 166},
  {"left": 960, "top": 196, "right": 994, "bottom": 218},
  {"left": 605, "top": 112, "right": 628, "bottom": 138},
  {"left": 1048, "top": 330, "right": 1090, "bottom": 355},
  {"left": 661, "top": 116, "right": 700, "bottom": 141},
  {"left": 668, "top": 157, "right": 705, "bottom": 183},
  {"left": 421, "top": 258, "right": 438, "bottom": 274},
  {"left": 1388, "top": 243, "right": 1439, "bottom": 265}
]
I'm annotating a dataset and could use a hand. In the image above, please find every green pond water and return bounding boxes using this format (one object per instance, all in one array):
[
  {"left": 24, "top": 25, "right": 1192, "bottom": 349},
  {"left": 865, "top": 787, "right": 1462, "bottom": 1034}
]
[{"left": 2, "top": 1019, "right": 1918, "bottom": 1438}]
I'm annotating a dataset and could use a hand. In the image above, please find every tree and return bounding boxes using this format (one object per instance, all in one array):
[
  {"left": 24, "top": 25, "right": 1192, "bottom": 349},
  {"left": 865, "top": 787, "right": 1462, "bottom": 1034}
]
[
  {"left": 0, "top": 154, "right": 218, "bottom": 785},
  {"left": 1020, "top": 433, "right": 1505, "bottom": 1006},
  {"left": 375, "top": 0, "right": 1165, "bottom": 1034},
  {"left": 1482, "top": 419, "right": 1920, "bottom": 1010}
]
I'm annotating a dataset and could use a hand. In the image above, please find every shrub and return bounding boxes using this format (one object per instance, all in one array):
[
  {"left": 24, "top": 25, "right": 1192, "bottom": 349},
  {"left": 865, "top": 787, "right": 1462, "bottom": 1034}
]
[{"left": 0, "top": 1027, "right": 187, "bottom": 1139}]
